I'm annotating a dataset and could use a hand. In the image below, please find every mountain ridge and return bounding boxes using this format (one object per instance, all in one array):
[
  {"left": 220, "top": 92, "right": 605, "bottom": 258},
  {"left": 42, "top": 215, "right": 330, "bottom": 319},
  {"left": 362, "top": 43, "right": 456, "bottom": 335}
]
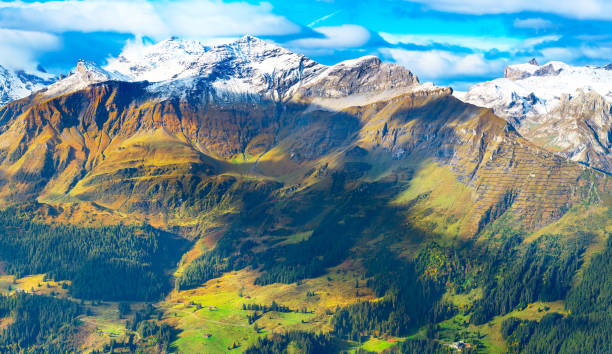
[{"left": 0, "top": 38, "right": 608, "bottom": 234}]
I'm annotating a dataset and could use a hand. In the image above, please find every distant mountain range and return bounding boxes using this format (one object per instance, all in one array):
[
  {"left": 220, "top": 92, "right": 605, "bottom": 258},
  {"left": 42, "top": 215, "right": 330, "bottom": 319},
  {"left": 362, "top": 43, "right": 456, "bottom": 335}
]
[
  {"left": 4, "top": 40, "right": 611, "bottom": 176},
  {"left": 457, "top": 59, "right": 612, "bottom": 173},
  {"left": 31, "top": 36, "right": 420, "bottom": 105}
]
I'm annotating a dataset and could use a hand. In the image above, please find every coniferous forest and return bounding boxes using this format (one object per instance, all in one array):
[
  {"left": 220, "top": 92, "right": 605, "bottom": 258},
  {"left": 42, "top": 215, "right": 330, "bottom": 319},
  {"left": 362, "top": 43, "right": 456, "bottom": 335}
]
[
  {"left": 0, "top": 199, "right": 610, "bottom": 353},
  {"left": 0, "top": 293, "right": 81, "bottom": 353},
  {"left": 0, "top": 207, "right": 187, "bottom": 300},
  {"left": 500, "top": 235, "right": 612, "bottom": 353}
]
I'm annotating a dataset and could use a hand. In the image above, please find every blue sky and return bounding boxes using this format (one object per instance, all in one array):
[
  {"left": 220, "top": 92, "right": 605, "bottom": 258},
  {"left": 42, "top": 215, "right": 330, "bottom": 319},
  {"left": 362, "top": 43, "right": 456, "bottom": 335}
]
[{"left": 1, "top": 0, "right": 611, "bottom": 89}]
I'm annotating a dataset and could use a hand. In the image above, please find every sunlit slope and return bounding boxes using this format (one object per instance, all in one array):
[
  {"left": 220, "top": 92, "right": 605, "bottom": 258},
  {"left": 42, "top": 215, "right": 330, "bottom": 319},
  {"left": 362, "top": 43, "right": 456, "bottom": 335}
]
[{"left": 0, "top": 80, "right": 609, "bottom": 234}]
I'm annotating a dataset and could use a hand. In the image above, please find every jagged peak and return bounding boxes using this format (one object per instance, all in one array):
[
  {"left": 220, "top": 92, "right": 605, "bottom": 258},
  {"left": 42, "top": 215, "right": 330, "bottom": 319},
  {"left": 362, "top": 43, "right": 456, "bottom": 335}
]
[
  {"left": 43, "top": 59, "right": 117, "bottom": 98},
  {"left": 236, "top": 34, "right": 270, "bottom": 46},
  {"left": 504, "top": 60, "right": 576, "bottom": 80},
  {"left": 104, "top": 35, "right": 311, "bottom": 84},
  {"left": 75, "top": 60, "right": 111, "bottom": 78}
]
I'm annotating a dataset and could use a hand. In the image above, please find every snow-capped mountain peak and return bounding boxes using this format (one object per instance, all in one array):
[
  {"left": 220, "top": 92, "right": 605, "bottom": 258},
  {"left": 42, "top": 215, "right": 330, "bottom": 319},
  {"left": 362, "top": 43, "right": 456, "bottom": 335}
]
[
  {"left": 74, "top": 60, "right": 113, "bottom": 83},
  {"left": 0, "top": 65, "right": 55, "bottom": 107},
  {"left": 459, "top": 59, "right": 612, "bottom": 173},
  {"left": 5, "top": 35, "right": 424, "bottom": 110},
  {"left": 104, "top": 35, "right": 320, "bottom": 84},
  {"left": 0, "top": 35, "right": 426, "bottom": 110},
  {"left": 104, "top": 38, "right": 210, "bottom": 82},
  {"left": 102, "top": 36, "right": 330, "bottom": 102},
  {"left": 503, "top": 60, "right": 569, "bottom": 80},
  {"left": 103, "top": 36, "right": 422, "bottom": 104}
]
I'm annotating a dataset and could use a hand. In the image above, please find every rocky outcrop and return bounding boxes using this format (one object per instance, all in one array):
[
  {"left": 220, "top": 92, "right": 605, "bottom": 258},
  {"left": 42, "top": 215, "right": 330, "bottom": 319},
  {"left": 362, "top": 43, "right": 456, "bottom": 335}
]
[
  {"left": 295, "top": 56, "right": 418, "bottom": 99},
  {"left": 530, "top": 90, "right": 612, "bottom": 171},
  {"left": 504, "top": 61, "right": 562, "bottom": 80},
  {"left": 42, "top": 60, "right": 118, "bottom": 99}
]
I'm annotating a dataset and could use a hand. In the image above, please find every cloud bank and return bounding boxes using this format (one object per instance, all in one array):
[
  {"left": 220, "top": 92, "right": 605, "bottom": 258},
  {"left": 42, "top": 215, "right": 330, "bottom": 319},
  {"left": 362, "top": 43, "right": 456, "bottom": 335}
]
[
  {"left": 0, "top": 29, "right": 60, "bottom": 70},
  {"left": 1, "top": 0, "right": 612, "bottom": 88},
  {"left": 407, "top": 0, "right": 612, "bottom": 20},
  {"left": 383, "top": 48, "right": 506, "bottom": 81},
  {"left": 0, "top": 0, "right": 300, "bottom": 39}
]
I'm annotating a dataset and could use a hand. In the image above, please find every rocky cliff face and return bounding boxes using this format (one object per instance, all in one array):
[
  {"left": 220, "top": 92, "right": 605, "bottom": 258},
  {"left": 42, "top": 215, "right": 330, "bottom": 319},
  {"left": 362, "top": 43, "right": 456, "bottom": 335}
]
[
  {"left": 460, "top": 60, "right": 612, "bottom": 173},
  {"left": 503, "top": 60, "right": 563, "bottom": 81},
  {"left": 294, "top": 56, "right": 418, "bottom": 99},
  {"left": 42, "top": 60, "right": 117, "bottom": 99}
]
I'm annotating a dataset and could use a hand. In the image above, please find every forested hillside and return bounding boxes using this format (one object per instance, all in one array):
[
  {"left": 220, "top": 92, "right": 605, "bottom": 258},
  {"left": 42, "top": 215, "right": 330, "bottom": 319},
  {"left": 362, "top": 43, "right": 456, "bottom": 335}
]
[{"left": 0, "top": 206, "right": 187, "bottom": 301}]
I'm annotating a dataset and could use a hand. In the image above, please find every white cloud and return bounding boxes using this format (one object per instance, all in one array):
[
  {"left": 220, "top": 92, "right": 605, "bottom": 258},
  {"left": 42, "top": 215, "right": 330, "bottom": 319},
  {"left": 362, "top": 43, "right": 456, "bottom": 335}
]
[
  {"left": 0, "top": 29, "right": 60, "bottom": 70},
  {"left": 580, "top": 46, "right": 612, "bottom": 60},
  {"left": 0, "top": 0, "right": 300, "bottom": 40},
  {"left": 521, "top": 35, "right": 561, "bottom": 48},
  {"left": 0, "top": 1, "right": 166, "bottom": 37},
  {"left": 379, "top": 33, "right": 560, "bottom": 67},
  {"left": 382, "top": 48, "right": 506, "bottom": 81},
  {"left": 539, "top": 47, "right": 579, "bottom": 62},
  {"left": 407, "top": 0, "right": 612, "bottom": 20},
  {"left": 286, "top": 25, "right": 371, "bottom": 55},
  {"left": 522, "top": 44, "right": 612, "bottom": 64},
  {"left": 380, "top": 32, "right": 521, "bottom": 51},
  {"left": 513, "top": 18, "right": 553, "bottom": 30},
  {"left": 155, "top": 1, "right": 300, "bottom": 38}
]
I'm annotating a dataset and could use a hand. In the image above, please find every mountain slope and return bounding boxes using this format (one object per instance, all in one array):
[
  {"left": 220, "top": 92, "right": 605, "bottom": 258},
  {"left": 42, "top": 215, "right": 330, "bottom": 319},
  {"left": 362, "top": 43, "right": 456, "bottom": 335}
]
[
  {"left": 0, "top": 63, "right": 606, "bottom": 233},
  {"left": 459, "top": 60, "right": 612, "bottom": 173}
]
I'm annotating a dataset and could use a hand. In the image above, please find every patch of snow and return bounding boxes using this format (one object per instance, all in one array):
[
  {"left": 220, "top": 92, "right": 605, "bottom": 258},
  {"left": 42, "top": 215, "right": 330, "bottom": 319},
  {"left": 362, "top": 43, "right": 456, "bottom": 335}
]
[{"left": 452, "top": 90, "right": 467, "bottom": 101}]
